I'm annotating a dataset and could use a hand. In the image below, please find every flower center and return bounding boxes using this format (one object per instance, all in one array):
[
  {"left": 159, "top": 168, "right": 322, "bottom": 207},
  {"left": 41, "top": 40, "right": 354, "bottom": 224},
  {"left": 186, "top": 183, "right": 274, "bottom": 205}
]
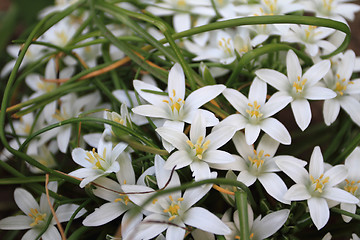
[
  {"left": 28, "top": 208, "right": 47, "bottom": 227},
  {"left": 235, "top": 233, "right": 255, "bottom": 239},
  {"left": 263, "top": 0, "right": 277, "bottom": 14},
  {"left": 163, "top": 195, "right": 184, "bottom": 221},
  {"left": 114, "top": 194, "right": 131, "bottom": 205},
  {"left": 246, "top": 101, "right": 263, "bottom": 119},
  {"left": 293, "top": 76, "right": 307, "bottom": 94},
  {"left": 334, "top": 74, "right": 353, "bottom": 96},
  {"left": 37, "top": 81, "right": 56, "bottom": 93},
  {"left": 55, "top": 30, "right": 69, "bottom": 46},
  {"left": 163, "top": 89, "right": 185, "bottom": 114},
  {"left": 248, "top": 149, "right": 269, "bottom": 168},
  {"left": 218, "top": 37, "right": 234, "bottom": 56},
  {"left": 310, "top": 174, "right": 329, "bottom": 193},
  {"left": 187, "top": 136, "right": 210, "bottom": 160},
  {"left": 85, "top": 148, "right": 106, "bottom": 171},
  {"left": 322, "top": 0, "right": 333, "bottom": 12},
  {"left": 52, "top": 108, "right": 70, "bottom": 122},
  {"left": 304, "top": 26, "right": 319, "bottom": 42},
  {"left": 344, "top": 179, "right": 360, "bottom": 195}
]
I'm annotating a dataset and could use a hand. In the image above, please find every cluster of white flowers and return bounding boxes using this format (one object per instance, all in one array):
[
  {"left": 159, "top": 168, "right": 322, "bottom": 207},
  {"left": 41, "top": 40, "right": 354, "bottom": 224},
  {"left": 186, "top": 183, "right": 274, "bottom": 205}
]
[{"left": 1, "top": 0, "right": 360, "bottom": 239}]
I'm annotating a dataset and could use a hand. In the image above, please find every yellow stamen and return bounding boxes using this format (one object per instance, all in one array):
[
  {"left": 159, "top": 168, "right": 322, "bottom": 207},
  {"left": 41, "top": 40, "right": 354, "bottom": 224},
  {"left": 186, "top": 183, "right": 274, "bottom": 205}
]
[
  {"left": 246, "top": 101, "right": 263, "bottom": 118},
  {"left": 344, "top": 179, "right": 360, "bottom": 195},
  {"left": 310, "top": 174, "right": 330, "bottom": 193},
  {"left": 293, "top": 76, "right": 307, "bottom": 93},
  {"left": 248, "top": 149, "right": 269, "bottom": 168},
  {"left": 28, "top": 208, "right": 47, "bottom": 227}
]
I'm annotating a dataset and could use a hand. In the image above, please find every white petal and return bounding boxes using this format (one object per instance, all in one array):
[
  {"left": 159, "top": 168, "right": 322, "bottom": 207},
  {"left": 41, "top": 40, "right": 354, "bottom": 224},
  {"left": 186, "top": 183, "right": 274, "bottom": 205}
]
[
  {"left": 116, "top": 153, "right": 135, "bottom": 185},
  {"left": 237, "top": 170, "right": 257, "bottom": 186},
  {"left": 260, "top": 118, "right": 291, "bottom": 145},
  {"left": 14, "top": 188, "right": 39, "bottom": 216},
  {"left": 190, "top": 111, "right": 206, "bottom": 142},
  {"left": 232, "top": 131, "right": 254, "bottom": 159},
  {"left": 167, "top": 224, "right": 186, "bottom": 240},
  {"left": 286, "top": 50, "right": 302, "bottom": 83},
  {"left": 155, "top": 155, "right": 180, "bottom": 189},
  {"left": 133, "top": 80, "right": 166, "bottom": 105},
  {"left": 309, "top": 146, "right": 324, "bottom": 179},
  {"left": 323, "top": 99, "right": 340, "bottom": 126},
  {"left": 262, "top": 91, "right": 292, "bottom": 118},
  {"left": 182, "top": 184, "right": 212, "bottom": 211},
  {"left": 204, "top": 150, "right": 235, "bottom": 164},
  {"left": 132, "top": 105, "right": 170, "bottom": 119},
  {"left": 184, "top": 207, "right": 231, "bottom": 235},
  {"left": 275, "top": 157, "right": 309, "bottom": 184},
  {"left": 82, "top": 202, "right": 127, "bottom": 226},
  {"left": 324, "top": 165, "right": 348, "bottom": 187},
  {"left": 185, "top": 85, "right": 226, "bottom": 112},
  {"left": 303, "top": 60, "right": 330, "bottom": 85},
  {"left": 173, "top": 13, "right": 190, "bottom": 32},
  {"left": 131, "top": 214, "right": 168, "bottom": 240},
  {"left": 339, "top": 96, "right": 360, "bottom": 126},
  {"left": 345, "top": 147, "right": 360, "bottom": 179},
  {"left": 0, "top": 215, "right": 32, "bottom": 230},
  {"left": 42, "top": 226, "right": 61, "bottom": 240},
  {"left": 252, "top": 209, "right": 290, "bottom": 239},
  {"left": 156, "top": 127, "right": 189, "bottom": 150},
  {"left": 222, "top": 88, "right": 248, "bottom": 115},
  {"left": 258, "top": 173, "right": 290, "bottom": 204},
  {"left": 340, "top": 202, "right": 356, "bottom": 223},
  {"left": 244, "top": 124, "right": 261, "bottom": 145},
  {"left": 121, "top": 210, "right": 143, "bottom": 239},
  {"left": 291, "top": 99, "right": 311, "bottom": 131},
  {"left": 56, "top": 204, "right": 86, "bottom": 223},
  {"left": 257, "top": 134, "right": 280, "bottom": 158},
  {"left": 168, "top": 63, "right": 185, "bottom": 100},
  {"left": 57, "top": 126, "right": 71, "bottom": 153},
  {"left": 164, "top": 150, "right": 193, "bottom": 170},
  {"left": 206, "top": 126, "right": 236, "bottom": 150},
  {"left": 304, "top": 86, "right": 336, "bottom": 100},
  {"left": 322, "top": 188, "right": 359, "bottom": 204},
  {"left": 249, "top": 77, "right": 267, "bottom": 104},
  {"left": 307, "top": 197, "right": 329, "bottom": 230},
  {"left": 22, "top": 229, "right": 41, "bottom": 240},
  {"left": 255, "top": 69, "right": 289, "bottom": 91},
  {"left": 284, "top": 184, "right": 311, "bottom": 201},
  {"left": 209, "top": 154, "right": 247, "bottom": 171},
  {"left": 212, "top": 114, "right": 246, "bottom": 132},
  {"left": 190, "top": 161, "right": 211, "bottom": 181}
]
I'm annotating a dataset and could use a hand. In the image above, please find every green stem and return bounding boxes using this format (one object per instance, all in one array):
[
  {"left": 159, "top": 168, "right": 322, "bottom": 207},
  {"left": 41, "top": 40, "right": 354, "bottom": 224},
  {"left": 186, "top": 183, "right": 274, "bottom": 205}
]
[{"left": 235, "top": 191, "right": 250, "bottom": 240}]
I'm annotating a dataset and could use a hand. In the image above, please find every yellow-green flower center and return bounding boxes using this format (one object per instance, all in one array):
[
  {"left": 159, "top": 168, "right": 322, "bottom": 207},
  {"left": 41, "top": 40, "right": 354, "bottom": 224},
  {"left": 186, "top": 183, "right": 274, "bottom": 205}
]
[
  {"left": 246, "top": 101, "right": 263, "bottom": 119},
  {"left": 293, "top": 76, "right": 307, "bottom": 93},
  {"left": 310, "top": 174, "right": 329, "bottom": 193},
  {"left": 335, "top": 74, "right": 353, "bottom": 96},
  {"left": 85, "top": 148, "right": 106, "bottom": 171},
  {"left": 248, "top": 149, "right": 269, "bottom": 168},
  {"left": 187, "top": 136, "right": 210, "bottom": 160},
  {"left": 344, "top": 179, "right": 360, "bottom": 195},
  {"left": 218, "top": 37, "right": 233, "bottom": 55},
  {"left": 28, "top": 208, "right": 47, "bottom": 227},
  {"left": 163, "top": 89, "right": 185, "bottom": 113},
  {"left": 163, "top": 195, "right": 184, "bottom": 221}
]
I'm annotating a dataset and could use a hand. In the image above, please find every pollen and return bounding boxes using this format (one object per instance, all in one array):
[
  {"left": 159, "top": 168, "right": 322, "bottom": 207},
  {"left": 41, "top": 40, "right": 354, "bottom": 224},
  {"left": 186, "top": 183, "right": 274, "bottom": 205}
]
[
  {"left": 85, "top": 148, "right": 106, "bottom": 171},
  {"left": 334, "top": 74, "right": 353, "bottom": 96},
  {"left": 114, "top": 194, "right": 131, "bottom": 205},
  {"left": 248, "top": 149, "right": 269, "bottom": 168},
  {"left": 28, "top": 208, "right": 47, "bottom": 227},
  {"left": 246, "top": 101, "right": 263, "bottom": 118},
  {"left": 218, "top": 37, "right": 233, "bottom": 55},
  {"left": 187, "top": 136, "right": 210, "bottom": 160},
  {"left": 310, "top": 174, "right": 330, "bottom": 193},
  {"left": 163, "top": 195, "right": 183, "bottom": 221},
  {"left": 293, "top": 76, "right": 307, "bottom": 93},
  {"left": 344, "top": 179, "right": 360, "bottom": 195}
]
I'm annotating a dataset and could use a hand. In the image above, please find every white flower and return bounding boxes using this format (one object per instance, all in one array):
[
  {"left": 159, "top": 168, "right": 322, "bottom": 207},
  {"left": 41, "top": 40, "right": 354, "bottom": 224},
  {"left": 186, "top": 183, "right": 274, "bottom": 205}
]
[
  {"left": 220, "top": 77, "right": 292, "bottom": 145},
  {"left": 222, "top": 206, "right": 290, "bottom": 240},
  {"left": 223, "top": 132, "right": 300, "bottom": 204},
  {"left": 338, "top": 147, "right": 360, "bottom": 222},
  {"left": 132, "top": 63, "right": 226, "bottom": 130},
  {"left": 156, "top": 112, "right": 236, "bottom": 181},
  {"left": 302, "top": 0, "right": 360, "bottom": 23},
  {"left": 256, "top": 50, "right": 336, "bottom": 131},
  {"left": 0, "top": 182, "right": 85, "bottom": 240},
  {"left": 276, "top": 146, "right": 359, "bottom": 229},
  {"left": 122, "top": 162, "right": 230, "bottom": 240},
  {"left": 82, "top": 151, "right": 143, "bottom": 238},
  {"left": 38, "top": 92, "right": 101, "bottom": 153},
  {"left": 281, "top": 25, "right": 335, "bottom": 56},
  {"left": 323, "top": 50, "right": 360, "bottom": 126},
  {"left": 69, "top": 138, "right": 128, "bottom": 188}
]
